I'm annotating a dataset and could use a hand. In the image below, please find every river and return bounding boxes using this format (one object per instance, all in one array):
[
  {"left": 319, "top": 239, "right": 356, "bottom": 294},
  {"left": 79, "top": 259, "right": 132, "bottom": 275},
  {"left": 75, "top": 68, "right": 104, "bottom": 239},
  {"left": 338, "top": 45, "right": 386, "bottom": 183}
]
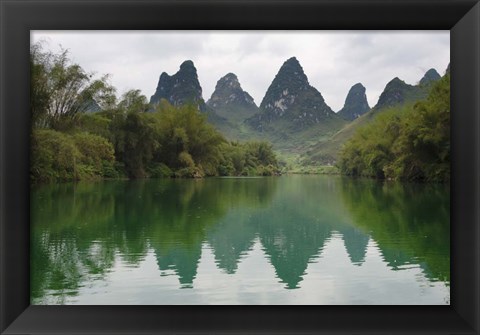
[{"left": 30, "top": 175, "right": 450, "bottom": 305}]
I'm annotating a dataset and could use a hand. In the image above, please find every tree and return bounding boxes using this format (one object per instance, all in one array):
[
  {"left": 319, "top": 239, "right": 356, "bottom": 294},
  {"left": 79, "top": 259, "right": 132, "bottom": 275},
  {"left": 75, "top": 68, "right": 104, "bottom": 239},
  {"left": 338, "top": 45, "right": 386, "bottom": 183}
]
[
  {"left": 122, "top": 112, "right": 160, "bottom": 178},
  {"left": 30, "top": 42, "right": 52, "bottom": 127},
  {"left": 118, "top": 89, "right": 150, "bottom": 113},
  {"left": 387, "top": 74, "right": 450, "bottom": 181},
  {"left": 30, "top": 42, "right": 116, "bottom": 129},
  {"left": 154, "top": 102, "right": 226, "bottom": 176}
]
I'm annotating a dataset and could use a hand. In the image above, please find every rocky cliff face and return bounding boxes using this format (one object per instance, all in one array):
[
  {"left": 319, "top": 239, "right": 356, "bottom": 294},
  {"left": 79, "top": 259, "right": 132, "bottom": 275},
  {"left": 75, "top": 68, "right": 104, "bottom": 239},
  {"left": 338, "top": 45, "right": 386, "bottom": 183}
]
[
  {"left": 149, "top": 60, "right": 206, "bottom": 112},
  {"left": 337, "top": 83, "right": 370, "bottom": 121},
  {"left": 419, "top": 68, "right": 441, "bottom": 86},
  {"left": 207, "top": 73, "right": 257, "bottom": 111},
  {"left": 247, "top": 57, "right": 336, "bottom": 131}
]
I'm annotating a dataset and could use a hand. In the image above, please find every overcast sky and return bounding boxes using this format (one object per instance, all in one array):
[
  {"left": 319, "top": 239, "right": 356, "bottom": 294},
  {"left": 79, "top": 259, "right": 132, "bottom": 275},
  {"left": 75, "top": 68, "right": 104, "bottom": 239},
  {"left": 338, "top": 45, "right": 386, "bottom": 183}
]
[{"left": 31, "top": 31, "right": 449, "bottom": 111}]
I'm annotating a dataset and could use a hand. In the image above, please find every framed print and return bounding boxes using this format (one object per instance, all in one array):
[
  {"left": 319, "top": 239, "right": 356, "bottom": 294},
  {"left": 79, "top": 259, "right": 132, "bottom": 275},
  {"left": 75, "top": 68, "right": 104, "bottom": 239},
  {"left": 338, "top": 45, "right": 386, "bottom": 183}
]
[{"left": 1, "top": 0, "right": 479, "bottom": 334}]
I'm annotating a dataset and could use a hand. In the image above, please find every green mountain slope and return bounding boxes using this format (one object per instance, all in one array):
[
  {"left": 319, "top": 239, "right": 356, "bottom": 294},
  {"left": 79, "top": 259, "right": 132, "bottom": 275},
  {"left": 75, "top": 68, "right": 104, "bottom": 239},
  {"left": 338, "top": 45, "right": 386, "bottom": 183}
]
[
  {"left": 240, "top": 57, "right": 347, "bottom": 159},
  {"left": 301, "top": 71, "right": 441, "bottom": 166},
  {"left": 205, "top": 73, "right": 261, "bottom": 141}
]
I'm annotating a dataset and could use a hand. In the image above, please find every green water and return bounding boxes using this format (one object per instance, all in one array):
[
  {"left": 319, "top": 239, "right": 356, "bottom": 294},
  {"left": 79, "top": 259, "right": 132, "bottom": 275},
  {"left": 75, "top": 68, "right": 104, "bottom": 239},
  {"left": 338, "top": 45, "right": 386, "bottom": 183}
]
[{"left": 30, "top": 175, "right": 450, "bottom": 305}]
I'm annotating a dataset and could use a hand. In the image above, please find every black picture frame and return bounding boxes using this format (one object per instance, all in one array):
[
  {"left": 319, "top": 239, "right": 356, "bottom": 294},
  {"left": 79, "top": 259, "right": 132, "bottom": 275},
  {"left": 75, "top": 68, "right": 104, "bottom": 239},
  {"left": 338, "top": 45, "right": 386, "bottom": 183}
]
[{"left": 1, "top": 0, "right": 479, "bottom": 334}]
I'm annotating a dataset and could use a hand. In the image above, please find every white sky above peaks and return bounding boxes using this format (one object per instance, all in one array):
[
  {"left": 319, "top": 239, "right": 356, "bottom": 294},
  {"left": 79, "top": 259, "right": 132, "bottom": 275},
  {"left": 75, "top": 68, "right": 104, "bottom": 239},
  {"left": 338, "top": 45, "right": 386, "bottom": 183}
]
[{"left": 31, "top": 31, "right": 450, "bottom": 111}]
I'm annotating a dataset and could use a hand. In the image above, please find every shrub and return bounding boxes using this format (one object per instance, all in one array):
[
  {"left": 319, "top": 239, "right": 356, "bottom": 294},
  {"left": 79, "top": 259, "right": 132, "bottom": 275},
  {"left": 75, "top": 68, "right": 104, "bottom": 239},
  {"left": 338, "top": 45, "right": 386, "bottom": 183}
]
[
  {"left": 147, "top": 163, "right": 173, "bottom": 178},
  {"left": 31, "top": 129, "right": 80, "bottom": 182},
  {"left": 73, "top": 132, "right": 115, "bottom": 178},
  {"left": 30, "top": 129, "right": 117, "bottom": 182}
]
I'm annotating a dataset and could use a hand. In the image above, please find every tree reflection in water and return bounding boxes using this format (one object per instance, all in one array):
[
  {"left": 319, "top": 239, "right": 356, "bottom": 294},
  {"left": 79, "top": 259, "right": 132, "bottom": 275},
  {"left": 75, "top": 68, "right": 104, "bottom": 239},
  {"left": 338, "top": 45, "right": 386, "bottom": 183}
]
[{"left": 31, "top": 176, "right": 449, "bottom": 304}]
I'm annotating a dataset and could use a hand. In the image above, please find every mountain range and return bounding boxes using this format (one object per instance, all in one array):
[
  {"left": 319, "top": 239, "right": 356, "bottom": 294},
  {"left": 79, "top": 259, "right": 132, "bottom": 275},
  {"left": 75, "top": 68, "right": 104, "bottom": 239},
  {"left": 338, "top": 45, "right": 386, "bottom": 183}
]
[{"left": 148, "top": 58, "right": 445, "bottom": 167}]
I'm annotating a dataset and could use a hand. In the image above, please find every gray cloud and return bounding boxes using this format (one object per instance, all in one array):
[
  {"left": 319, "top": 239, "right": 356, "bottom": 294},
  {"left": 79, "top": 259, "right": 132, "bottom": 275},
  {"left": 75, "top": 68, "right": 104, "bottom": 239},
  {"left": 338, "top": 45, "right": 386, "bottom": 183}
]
[{"left": 32, "top": 31, "right": 449, "bottom": 111}]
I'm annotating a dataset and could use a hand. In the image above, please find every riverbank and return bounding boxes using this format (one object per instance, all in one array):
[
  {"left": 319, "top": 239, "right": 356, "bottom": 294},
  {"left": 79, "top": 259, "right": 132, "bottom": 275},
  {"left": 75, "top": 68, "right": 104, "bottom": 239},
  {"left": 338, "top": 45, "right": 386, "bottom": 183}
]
[{"left": 284, "top": 165, "right": 340, "bottom": 175}]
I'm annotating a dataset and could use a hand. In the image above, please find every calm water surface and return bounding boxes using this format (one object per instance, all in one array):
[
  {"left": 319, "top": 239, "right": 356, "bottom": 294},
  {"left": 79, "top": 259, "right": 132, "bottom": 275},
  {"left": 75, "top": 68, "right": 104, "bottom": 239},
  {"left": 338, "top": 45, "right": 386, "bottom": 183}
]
[{"left": 31, "top": 175, "right": 450, "bottom": 305}]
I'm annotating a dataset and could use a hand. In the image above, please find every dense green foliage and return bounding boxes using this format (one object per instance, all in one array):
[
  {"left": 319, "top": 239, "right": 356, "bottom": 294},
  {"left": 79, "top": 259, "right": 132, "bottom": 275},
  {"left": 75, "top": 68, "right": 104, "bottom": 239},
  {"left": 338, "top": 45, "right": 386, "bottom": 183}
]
[
  {"left": 218, "top": 141, "right": 279, "bottom": 176},
  {"left": 30, "top": 42, "right": 116, "bottom": 130},
  {"left": 30, "top": 44, "right": 279, "bottom": 182},
  {"left": 30, "top": 130, "right": 116, "bottom": 183},
  {"left": 339, "top": 74, "right": 450, "bottom": 182}
]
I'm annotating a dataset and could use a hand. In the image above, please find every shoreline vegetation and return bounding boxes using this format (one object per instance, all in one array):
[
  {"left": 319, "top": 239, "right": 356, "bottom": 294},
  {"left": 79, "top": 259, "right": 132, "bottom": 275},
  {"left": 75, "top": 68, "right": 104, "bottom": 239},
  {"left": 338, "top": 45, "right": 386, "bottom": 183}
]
[
  {"left": 30, "top": 43, "right": 450, "bottom": 184},
  {"left": 338, "top": 74, "right": 450, "bottom": 183}
]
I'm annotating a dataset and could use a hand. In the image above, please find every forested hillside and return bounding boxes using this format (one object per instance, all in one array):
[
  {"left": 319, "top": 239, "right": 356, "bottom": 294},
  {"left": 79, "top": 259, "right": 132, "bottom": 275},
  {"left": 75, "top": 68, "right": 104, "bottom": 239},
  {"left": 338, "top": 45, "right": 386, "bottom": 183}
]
[{"left": 338, "top": 74, "right": 450, "bottom": 182}]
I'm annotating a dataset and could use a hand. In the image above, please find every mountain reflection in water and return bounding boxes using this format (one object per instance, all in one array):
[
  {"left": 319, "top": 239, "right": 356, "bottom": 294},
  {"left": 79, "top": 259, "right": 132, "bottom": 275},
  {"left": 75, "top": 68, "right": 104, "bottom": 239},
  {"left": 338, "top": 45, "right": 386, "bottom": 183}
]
[{"left": 31, "top": 176, "right": 450, "bottom": 305}]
